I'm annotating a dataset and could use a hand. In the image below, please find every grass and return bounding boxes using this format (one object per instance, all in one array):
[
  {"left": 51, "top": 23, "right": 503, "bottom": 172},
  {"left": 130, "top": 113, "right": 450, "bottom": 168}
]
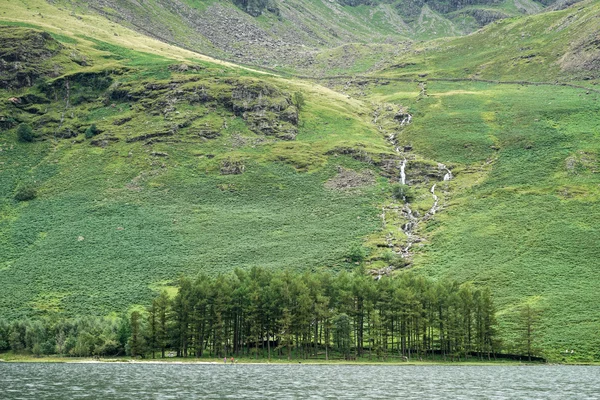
[
  {"left": 380, "top": 0, "right": 600, "bottom": 82},
  {"left": 0, "top": 16, "right": 391, "bottom": 321},
  {"left": 1, "top": 0, "right": 600, "bottom": 363},
  {"left": 366, "top": 78, "right": 600, "bottom": 361}
]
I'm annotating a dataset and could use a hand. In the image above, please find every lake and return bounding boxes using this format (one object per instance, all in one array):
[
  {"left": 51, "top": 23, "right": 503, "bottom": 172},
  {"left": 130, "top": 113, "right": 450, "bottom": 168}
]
[{"left": 0, "top": 363, "right": 598, "bottom": 399}]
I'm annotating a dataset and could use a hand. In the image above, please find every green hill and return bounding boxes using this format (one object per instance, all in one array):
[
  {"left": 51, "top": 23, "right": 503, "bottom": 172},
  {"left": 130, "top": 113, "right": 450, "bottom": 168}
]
[
  {"left": 0, "top": 13, "right": 396, "bottom": 318},
  {"left": 363, "top": 0, "right": 600, "bottom": 361},
  {"left": 45, "top": 0, "right": 568, "bottom": 73},
  {"left": 1, "top": 0, "right": 599, "bottom": 362}
]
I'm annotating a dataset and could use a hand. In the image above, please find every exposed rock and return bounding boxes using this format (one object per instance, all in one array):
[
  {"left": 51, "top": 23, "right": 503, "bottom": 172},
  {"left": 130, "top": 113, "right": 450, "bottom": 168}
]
[
  {"left": 325, "top": 168, "right": 376, "bottom": 190},
  {"left": 168, "top": 63, "right": 205, "bottom": 73},
  {"left": 126, "top": 131, "right": 173, "bottom": 143},
  {"left": 113, "top": 117, "right": 132, "bottom": 126},
  {"left": 220, "top": 159, "right": 245, "bottom": 175},
  {"left": 326, "top": 146, "right": 373, "bottom": 163},
  {"left": 231, "top": 81, "right": 298, "bottom": 140},
  {"left": 559, "top": 32, "right": 600, "bottom": 77},
  {"left": 0, "top": 27, "right": 64, "bottom": 90},
  {"left": 90, "top": 136, "right": 120, "bottom": 147}
]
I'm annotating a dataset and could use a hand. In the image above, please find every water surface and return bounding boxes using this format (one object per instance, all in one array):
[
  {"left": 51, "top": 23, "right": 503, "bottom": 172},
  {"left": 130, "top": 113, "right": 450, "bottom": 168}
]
[{"left": 1, "top": 363, "right": 598, "bottom": 399}]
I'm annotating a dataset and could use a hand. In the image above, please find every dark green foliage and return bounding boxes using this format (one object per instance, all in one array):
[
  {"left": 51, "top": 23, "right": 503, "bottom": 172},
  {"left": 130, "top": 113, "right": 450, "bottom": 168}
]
[
  {"left": 332, "top": 313, "right": 352, "bottom": 359},
  {"left": 0, "top": 320, "right": 9, "bottom": 351},
  {"left": 128, "top": 311, "right": 145, "bottom": 357},
  {"left": 0, "top": 316, "right": 127, "bottom": 357},
  {"left": 518, "top": 304, "right": 543, "bottom": 361},
  {"left": 0, "top": 269, "right": 518, "bottom": 361},
  {"left": 291, "top": 91, "right": 306, "bottom": 112},
  {"left": 391, "top": 183, "right": 414, "bottom": 202},
  {"left": 138, "top": 268, "right": 502, "bottom": 360},
  {"left": 14, "top": 184, "right": 36, "bottom": 202},
  {"left": 347, "top": 243, "right": 368, "bottom": 263},
  {"left": 16, "top": 123, "right": 34, "bottom": 142},
  {"left": 85, "top": 124, "right": 99, "bottom": 139}
]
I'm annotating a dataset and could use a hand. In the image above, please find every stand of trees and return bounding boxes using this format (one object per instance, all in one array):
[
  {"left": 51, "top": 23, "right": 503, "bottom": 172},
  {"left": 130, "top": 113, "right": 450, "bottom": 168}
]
[{"left": 0, "top": 268, "right": 504, "bottom": 361}]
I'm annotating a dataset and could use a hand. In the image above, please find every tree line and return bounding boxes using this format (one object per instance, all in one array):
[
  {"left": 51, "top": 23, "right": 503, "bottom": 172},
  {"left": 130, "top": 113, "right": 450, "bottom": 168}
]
[{"left": 1, "top": 268, "right": 504, "bottom": 361}]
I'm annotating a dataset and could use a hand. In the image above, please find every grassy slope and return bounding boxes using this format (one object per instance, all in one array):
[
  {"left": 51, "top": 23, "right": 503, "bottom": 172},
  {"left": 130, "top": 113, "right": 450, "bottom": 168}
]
[
  {"left": 381, "top": 0, "right": 600, "bottom": 81},
  {"left": 2, "top": 0, "right": 600, "bottom": 362},
  {"left": 0, "top": 2, "right": 394, "bottom": 318},
  {"left": 366, "top": 0, "right": 600, "bottom": 361},
  {"left": 45, "top": 0, "right": 558, "bottom": 76}
]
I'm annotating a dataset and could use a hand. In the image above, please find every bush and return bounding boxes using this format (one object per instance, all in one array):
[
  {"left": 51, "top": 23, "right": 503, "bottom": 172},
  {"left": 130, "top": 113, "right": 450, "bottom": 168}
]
[
  {"left": 16, "top": 123, "right": 34, "bottom": 142},
  {"left": 382, "top": 250, "right": 407, "bottom": 268},
  {"left": 291, "top": 92, "right": 305, "bottom": 111},
  {"left": 391, "top": 183, "right": 414, "bottom": 202},
  {"left": 14, "top": 184, "right": 37, "bottom": 202},
  {"left": 85, "top": 124, "right": 99, "bottom": 139},
  {"left": 347, "top": 243, "right": 368, "bottom": 263}
]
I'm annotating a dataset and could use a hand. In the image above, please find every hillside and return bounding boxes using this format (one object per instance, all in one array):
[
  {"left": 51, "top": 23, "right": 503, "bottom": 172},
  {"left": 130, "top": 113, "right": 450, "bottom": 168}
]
[
  {"left": 355, "top": 0, "right": 600, "bottom": 360},
  {"left": 0, "top": 1, "right": 407, "bottom": 320},
  {"left": 45, "top": 0, "right": 568, "bottom": 73},
  {"left": 1, "top": 0, "right": 600, "bottom": 362}
]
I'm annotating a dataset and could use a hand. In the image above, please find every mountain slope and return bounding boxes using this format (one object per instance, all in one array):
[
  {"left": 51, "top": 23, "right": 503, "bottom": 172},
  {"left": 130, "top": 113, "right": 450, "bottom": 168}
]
[
  {"left": 0, "top": 2, "right": 406, "bottom": 320},
  {"left": 1, "top": 0, "right": 599, "bottom": 362},
  {"left": 45, "top": 0, "right": 566, "bottom": 73},
  {"left": 380, "top": 0, "right": 600, "bottom": 81},
  {"left": 352, "top": 0, "right": 600, "bottom": 361}
]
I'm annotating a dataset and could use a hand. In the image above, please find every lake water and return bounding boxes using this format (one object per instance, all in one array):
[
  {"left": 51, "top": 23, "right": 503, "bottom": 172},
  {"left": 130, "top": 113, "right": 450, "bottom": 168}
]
[{"left": 0, "top": 363, "right": 598, "bottom": 399}]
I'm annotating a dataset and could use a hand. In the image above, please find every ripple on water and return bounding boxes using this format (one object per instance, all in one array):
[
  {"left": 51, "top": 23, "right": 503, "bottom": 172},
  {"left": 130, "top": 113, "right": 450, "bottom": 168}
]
[{"left": 0, "top": 364, "right": 599, "bottom": 399}]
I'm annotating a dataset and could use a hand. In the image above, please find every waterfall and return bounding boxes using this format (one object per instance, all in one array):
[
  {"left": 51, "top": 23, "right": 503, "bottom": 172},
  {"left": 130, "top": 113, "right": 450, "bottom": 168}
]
[
  {"left": 400, "top": 159, "right": 407, "bottom": 185},
  {"left": 400, "top": 113, "right": 413, "bottom": 127},
  {"left": 429, "top": 184, "right": 439, "bottom": 215},
  {"left": 438, "top": 163, "right": 453, "bottom": 181},
  {"left": 443, "top": 166, "right": 453, "bottom": 181},
  {"left": 399, "top": 203, "right": 419, "bottom": 258}
]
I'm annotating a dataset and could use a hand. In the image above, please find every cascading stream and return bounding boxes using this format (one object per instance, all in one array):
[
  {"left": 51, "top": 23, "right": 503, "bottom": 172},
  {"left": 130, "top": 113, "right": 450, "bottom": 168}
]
[
  {"left": 376, "top": 102, "right": 455, "bottom": 267},
  {"left": 440, "top": 163, "right": 453, "bottom": 181},
  {"left": 429, "top": 184, "right": 439, "bottom": 216},
  {"left": 400, "top": 158, "right": 407, "bottom": 185}
]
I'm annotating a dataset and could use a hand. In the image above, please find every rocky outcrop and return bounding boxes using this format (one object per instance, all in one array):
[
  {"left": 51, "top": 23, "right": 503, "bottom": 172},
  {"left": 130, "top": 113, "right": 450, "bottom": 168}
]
[
  {"left": 10, "top": 61, "right": 299, "bottom": 144},
  {"left": 232, "top": 0, "right": 280, "bottom": 17},
  {"left": 325, "top": 167, "right": 375, "bottom": 190},
  {"left": 559, "top": 32, "right": 600, "bottom": 77},
  {"left": 231, "top": 81, "right": 298, "bottom": 140},
  {"left": 0, "top": 27, "right": 63, "bottom": 90}
]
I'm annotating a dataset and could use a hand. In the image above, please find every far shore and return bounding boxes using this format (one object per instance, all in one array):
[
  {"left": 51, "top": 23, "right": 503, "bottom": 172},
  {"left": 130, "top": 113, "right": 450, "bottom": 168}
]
[{"left": 1, "top": 354, "right": 597, "bottom": 366}]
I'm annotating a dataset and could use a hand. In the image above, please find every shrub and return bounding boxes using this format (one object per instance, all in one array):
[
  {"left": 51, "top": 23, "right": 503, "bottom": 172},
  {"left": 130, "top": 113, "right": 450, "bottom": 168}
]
[
  {"left": 85, "top": 124, "right": 99, "bottom": 139},
  {"left": 391, "top": 183, "right": 414, "bottom": 202},
  {"left": 14, "top": 184, "right": 37, "bottom": 202},
  {"left": 291, "top": 91, "right": 305, "bottom": 111},
  {"left": 16, "top": 123, "right": 34, "bottom": 142},
  {"left": 347, "top": 243, "right": 368, "bottom": 263}
]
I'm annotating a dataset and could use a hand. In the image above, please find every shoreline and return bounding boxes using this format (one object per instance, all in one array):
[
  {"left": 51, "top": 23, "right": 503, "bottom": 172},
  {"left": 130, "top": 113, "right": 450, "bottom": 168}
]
[{"left": 1, "top": 355, "right": 597, "bottom": 366}]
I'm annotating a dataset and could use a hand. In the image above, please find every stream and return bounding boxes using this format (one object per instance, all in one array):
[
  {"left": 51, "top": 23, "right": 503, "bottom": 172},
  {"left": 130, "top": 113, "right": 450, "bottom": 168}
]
[{"left": 381, "top": 105, "right": 454, "bottom": 262}]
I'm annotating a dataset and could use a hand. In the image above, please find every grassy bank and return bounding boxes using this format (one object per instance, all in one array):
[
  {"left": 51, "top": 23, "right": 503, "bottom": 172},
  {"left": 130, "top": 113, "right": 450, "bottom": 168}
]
[{"left": 0, "top": 353, "right": 552, "bottom": 366}]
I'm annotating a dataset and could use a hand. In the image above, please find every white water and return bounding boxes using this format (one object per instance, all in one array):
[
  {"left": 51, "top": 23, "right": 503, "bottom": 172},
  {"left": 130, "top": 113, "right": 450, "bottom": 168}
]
[
  {"left": 380, "top": 105, "right": 418, "bottom": 260},
  {"left": 429, "top": 184, "right": 439, "bottom": 216},
  {"left": 400, "top": 159, "right": 407, "bottom": 185},
  {"left": 400, "top": 113, "right": 412, "bottom": 127},
  {"left": 440, "top": 163, "right": 453, "bottom": 181},
  {"left": 381, "top": 108, "right": 454, "bottom": 261}
]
